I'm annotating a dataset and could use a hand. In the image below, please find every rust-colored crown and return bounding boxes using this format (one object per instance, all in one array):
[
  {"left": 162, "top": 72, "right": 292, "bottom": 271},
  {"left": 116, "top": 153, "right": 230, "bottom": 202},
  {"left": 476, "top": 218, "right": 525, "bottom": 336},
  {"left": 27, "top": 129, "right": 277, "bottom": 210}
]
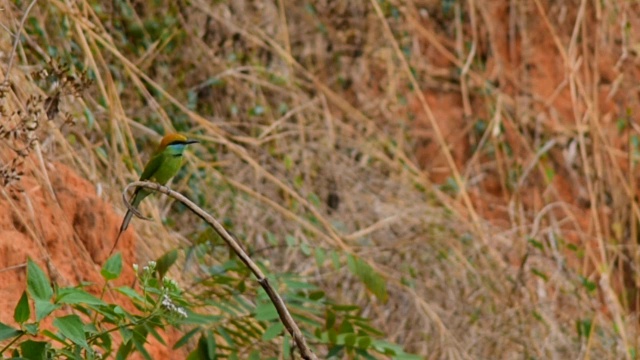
[{"left": 158, "top": 133, "right": 189, "bottom": 150}]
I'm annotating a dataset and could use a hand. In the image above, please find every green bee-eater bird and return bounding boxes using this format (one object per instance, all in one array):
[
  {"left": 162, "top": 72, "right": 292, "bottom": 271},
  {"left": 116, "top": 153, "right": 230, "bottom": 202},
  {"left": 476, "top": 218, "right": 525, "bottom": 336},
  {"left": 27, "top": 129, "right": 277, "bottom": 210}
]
[{"left": 109, "top": 133, "right": 198, "bottom": 256}]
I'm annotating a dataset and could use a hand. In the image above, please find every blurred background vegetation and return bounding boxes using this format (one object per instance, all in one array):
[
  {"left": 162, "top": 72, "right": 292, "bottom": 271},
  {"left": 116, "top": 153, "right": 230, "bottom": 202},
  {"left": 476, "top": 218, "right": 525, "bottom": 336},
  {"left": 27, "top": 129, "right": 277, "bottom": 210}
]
[{"left": 2, "top": 0, "right": 640, "bottom": 359}]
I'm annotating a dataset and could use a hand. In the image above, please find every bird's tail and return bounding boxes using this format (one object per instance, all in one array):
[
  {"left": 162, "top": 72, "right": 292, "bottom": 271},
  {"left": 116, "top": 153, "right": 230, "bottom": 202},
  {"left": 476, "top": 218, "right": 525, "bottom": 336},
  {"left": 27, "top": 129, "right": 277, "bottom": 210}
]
[
  {"left": 120, "top": 208, "right": 135, "bottom": 233},
  {"left": 108, "top": 190, "right": 146, "bottom": 256}
]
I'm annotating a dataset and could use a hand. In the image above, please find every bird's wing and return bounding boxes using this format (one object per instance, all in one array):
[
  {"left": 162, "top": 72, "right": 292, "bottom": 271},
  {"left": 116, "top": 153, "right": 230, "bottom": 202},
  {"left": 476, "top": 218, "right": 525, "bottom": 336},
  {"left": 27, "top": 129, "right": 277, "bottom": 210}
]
[{"left": 139, "top": 152, "right": 165, "bottom": 181}]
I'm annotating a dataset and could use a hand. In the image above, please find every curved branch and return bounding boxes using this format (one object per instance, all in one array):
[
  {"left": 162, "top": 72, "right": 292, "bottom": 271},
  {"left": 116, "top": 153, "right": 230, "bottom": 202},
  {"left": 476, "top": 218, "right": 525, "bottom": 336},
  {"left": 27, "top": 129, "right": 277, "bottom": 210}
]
[
  {"left": 122, "top": 181, "right": 318, "bottom": 360},
  {"left": 121, "top": 188, "right": 151, "bottom": 221}
]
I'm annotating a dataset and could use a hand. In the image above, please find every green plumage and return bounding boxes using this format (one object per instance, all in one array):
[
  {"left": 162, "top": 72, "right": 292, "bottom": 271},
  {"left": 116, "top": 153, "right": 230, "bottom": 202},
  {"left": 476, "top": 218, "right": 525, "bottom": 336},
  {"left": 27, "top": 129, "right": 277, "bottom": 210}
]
[
  {"left": 109, "top": 135, "right": 198, "bottom": 256},
  {"left": 120, "top": 142, "right": 191, "bottom": 232}
]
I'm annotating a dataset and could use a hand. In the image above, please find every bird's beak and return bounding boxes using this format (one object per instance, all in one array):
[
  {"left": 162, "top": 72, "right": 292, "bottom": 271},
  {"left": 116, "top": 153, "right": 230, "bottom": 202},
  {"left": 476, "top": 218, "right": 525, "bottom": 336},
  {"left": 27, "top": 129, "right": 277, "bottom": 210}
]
[{"left": 185, "top": 139, "right": 199, "bottom": 145}]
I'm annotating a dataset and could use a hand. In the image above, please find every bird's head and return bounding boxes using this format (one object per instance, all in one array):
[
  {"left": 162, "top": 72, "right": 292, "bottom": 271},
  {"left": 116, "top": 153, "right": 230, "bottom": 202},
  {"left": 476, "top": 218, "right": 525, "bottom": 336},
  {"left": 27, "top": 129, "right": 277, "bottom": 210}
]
[{"left": 158, "top": 133, "right": 199, "bottom": 155}]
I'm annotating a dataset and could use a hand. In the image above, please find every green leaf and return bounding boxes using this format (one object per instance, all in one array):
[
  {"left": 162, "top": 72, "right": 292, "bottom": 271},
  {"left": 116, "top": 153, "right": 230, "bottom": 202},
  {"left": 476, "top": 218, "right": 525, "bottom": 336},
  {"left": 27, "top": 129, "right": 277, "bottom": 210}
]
[
  {"left": 14, "top": 291, "right": 30, "bottom": 323},
  {"left": 266, "top": 232, "right": 278, "bottom": 245},
  {"left": 616, "top": 117, "right": 628, "bottom": 133},
  {"left": 84, "top": 108, "right": 96, "bottom": 129},
  {"left": 576, "top": 318, "right": 593, "bottom": 338},
  {"left": 261, "top": 322, "right": 284, "bottom": 341},
  {"left": 330, "top": 250, "right": 341, "bottom": 269},
  {"left": 205, "top": 330, "right": 216, "bottom": 357},
  {"left": 57, "top": 288, "right": 106, "bottom": 306},
  {"left": 23, "top": 322, "right": 38, "bottom": 335},
  {"left": 309, "top": 290, "right": 325, "bottom": 301},
  {"left": 314, "top": 248, "right": 325, "bottom": 266},
  {"left": 0, "top": 322, "right": 21, "bottom": 341},
  {"left": 217, "top": 326, "right": 234, "bottom": 347},
  {"left": 308, "top": 192, "right": 321, "bottom": 207},
  {"left": 528, "top": 238, "right": 544, "bottom": 251},
  {"left": 156, "top": 249, "right": 178, "bottom": 280},
  {"left": 83, "top": 323, "right": 99, "bottom": 336},
  {"left": 580, "top": 276, "right": 597, "bottom": 293},
  {"left": 41, "top": 329, "right": 67, "bottom": 344},
  {"left": 531, "top": 268, "right": 548, "bottom": 282},
  {"left": 131, "top": 325, "right": 152, "bottom": 360},
  {"left": 96, "top": 330, "right": 112, "bottom": 353},
  {"left": 284, "top": 279, "right": 316, "bottom": 290},
  {"left": 282, "top": 335, "right": 291, "bottom": 357},
  {"left": 20, "top": 340, "right": 49, "bottom": 360},
  {"left": 326, "top": 310, "right": 336, "bottom": 328},
  {"left": 347, "top": 254, "right": 357, "bottom": 272},
  {"left": 95, "top": 146, "right": 108, "bottom": 162},
  {"left": 193, "top": 332, "right": 216, "bottom": 360},
  {"left": 352, "top": 319, "right": 385, "bottom": 336},
  {"left": 54, "top": 315, "right": 89, "bottom": 349},
  {"left": 344, "top": 333, "right": 356, "bottom": 347},
  {"left": 371, "top": 339, "right": 403, "bottom": 355},
  {"left": 145, "top": 323, "right": 166, "bottom": 346},
  {"left": 357, "top": 336, "right": 372, "bottom": 349},
  {"left": 327, "top": 344, "right": 344, "bottom": 358},
  {"left": 347, "top": 255, "right": 388, "bottom": 302},
  {"left": 186, "top": 349, "right": 199, "bottom": 360},
  {"left": 289, "top": 309, "right": 322, "bottom": 328},
  {"left": 331, "top": 304, "right": 360, "bottom": 312},
  {"left": 283, "top": 155, "right": 293, "bottom": 170},
  {"left": 191, "top": 330, "right": 217, "bottom": 359},
  {"left": 116, "top": 336, "right": 135, "bottom": 359},
  {"left": 338, "top": 319, "right": 354, "bottom": 334},
  {"left": 27, "top": 258, "right": 53, "bottom": 301},
  {"left": 115, "top": 286, "right": 146, "bottom": 303},
  {"left": 34, "top": 299, "right": 59, "bottom": 321},
  {"left": 285, "top": 235, "right": 297, "bottom": 247},
  {"left": 544, "top": 167, "right": 555, "bottom": 183},
  {"left": 176, "top": 311, "right": 221, "bottom": 325},
  {"left": 300, "top": 242, "right": 311, "bottom": 256},
  {"left": 120, "top": 326, "right": 133, "bottom": 345},
  {"left": 101, "top": 253, "right": 123, "bottom": 280},
  {"left": 255, "top": 303, "right": 279, "bottom": 321},
  {"left": 173, "top": 327, "right": 201, "bottom": 349}
]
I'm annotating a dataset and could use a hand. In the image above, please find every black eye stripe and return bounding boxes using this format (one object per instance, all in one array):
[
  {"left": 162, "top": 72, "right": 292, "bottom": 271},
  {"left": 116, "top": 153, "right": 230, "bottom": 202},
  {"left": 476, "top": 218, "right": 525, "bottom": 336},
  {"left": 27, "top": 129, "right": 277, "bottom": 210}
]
[{"left": 168, "top": 139, "right": 197, "bottom": 146}]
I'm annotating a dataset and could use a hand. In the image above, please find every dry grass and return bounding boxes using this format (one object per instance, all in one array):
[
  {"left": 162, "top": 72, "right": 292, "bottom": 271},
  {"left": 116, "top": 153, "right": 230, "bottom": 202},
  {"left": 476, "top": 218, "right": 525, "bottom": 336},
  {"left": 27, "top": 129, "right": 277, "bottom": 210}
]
[{"left": 3, "top": 0, "right": 640, "bottom": 358}]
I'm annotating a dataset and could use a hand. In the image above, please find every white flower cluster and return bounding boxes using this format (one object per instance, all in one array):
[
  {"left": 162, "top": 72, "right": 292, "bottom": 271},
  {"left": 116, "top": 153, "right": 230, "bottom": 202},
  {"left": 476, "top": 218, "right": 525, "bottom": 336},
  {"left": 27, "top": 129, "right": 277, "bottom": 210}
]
[
  {"left": 161, "top": 294, "right": 188, "bottom": 318},
  {"left": 133, "top": 260, "right": 157, "bottom": 274},
  {"left": 163, "top": 277, "right": 180, "bottom": 291},
  {"left": 143, "top": 261, "right": 157, "bottom": 273}
]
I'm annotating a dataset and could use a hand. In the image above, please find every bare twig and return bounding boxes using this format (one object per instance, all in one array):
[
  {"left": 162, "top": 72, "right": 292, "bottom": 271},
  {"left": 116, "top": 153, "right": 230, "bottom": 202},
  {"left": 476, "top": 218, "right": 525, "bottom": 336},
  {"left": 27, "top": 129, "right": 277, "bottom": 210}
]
[{"left": 121, "top": 181, "right": 319, "bottom": 360}]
